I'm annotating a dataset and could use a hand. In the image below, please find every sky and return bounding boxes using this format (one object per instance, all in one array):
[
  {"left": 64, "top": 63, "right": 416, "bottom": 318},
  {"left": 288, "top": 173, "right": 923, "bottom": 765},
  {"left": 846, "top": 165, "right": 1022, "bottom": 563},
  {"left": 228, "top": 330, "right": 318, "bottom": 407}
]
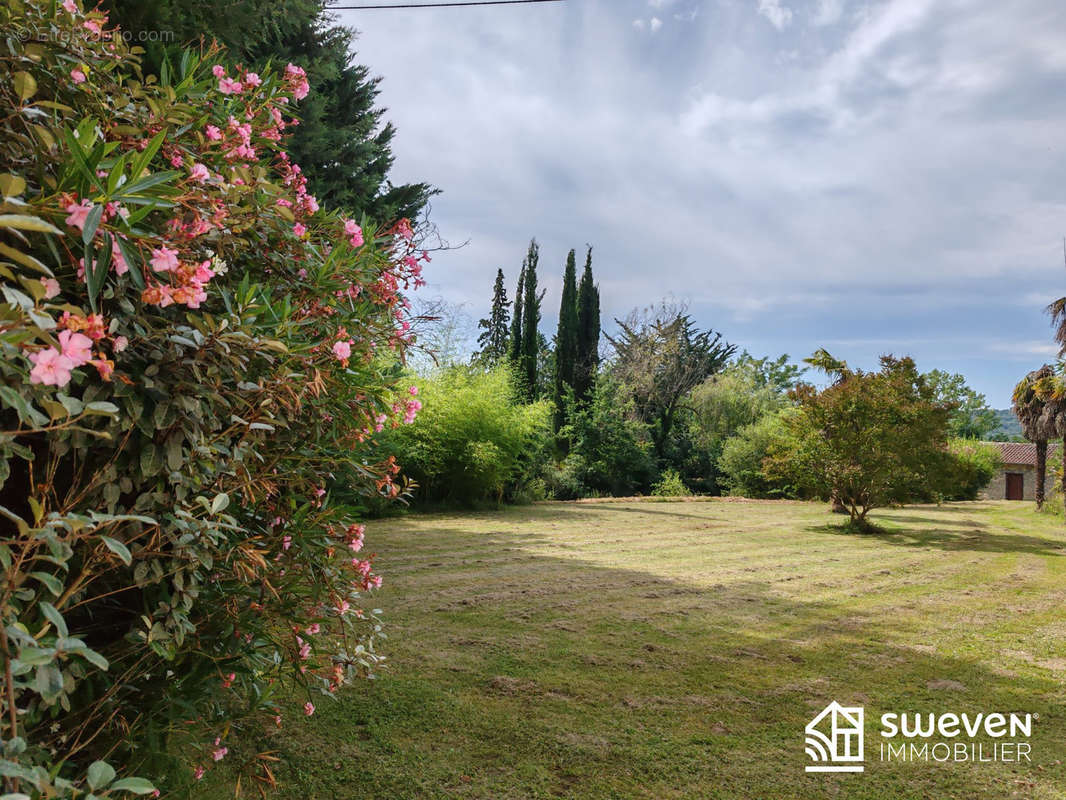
[{"left": 336, "top": 0, "right": 1066, "bottom": 407}]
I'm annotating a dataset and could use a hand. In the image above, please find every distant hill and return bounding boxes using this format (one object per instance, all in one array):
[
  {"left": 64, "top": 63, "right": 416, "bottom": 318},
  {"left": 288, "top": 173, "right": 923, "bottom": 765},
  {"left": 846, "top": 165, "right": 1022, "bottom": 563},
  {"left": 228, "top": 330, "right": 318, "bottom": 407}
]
[{"left": 990, "top": 408, "right": 1024, "bottom": 441}]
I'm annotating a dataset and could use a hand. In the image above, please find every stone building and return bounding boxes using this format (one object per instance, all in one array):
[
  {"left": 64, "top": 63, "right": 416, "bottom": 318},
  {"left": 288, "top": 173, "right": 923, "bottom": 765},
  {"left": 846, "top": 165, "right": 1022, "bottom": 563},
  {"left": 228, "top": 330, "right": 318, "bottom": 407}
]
[{"left": 984, "top": 442, "right": 1057, "bottom": 501}]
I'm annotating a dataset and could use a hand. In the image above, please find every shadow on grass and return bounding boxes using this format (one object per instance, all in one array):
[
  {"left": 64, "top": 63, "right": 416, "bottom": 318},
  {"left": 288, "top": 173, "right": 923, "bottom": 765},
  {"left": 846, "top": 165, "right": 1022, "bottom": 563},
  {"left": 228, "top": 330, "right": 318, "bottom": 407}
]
[
  {"left": 873, "top": 514, "right": 989, "bottom": 529},
  {"left": 806, "top": 522, "right": 1065, "bottom": 556},
  {"left": 206, "top": 506, "right": 1066, "bottom": 800}
]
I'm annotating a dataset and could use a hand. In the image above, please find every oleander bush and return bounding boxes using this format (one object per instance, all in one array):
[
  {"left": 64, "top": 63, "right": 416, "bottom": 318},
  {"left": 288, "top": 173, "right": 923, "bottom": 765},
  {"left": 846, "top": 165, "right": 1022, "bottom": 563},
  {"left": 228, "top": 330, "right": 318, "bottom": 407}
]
[{"left": 0, "top": 1, "right": 425, "bottom": 794}]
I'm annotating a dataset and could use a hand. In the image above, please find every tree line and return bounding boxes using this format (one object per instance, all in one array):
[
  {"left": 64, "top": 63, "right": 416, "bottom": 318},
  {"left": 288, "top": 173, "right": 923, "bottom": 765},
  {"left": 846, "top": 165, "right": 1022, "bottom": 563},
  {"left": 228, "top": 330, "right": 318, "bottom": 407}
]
[{"left": 377, "top": 238, "right": 1005, "bottom": 521}]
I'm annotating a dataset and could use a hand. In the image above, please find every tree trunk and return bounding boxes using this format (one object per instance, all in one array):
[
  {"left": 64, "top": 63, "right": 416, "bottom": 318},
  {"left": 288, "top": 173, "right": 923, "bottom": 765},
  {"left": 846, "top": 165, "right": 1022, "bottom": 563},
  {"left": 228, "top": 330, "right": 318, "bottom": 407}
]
[
  {"left": 1036, "top": 440, "right": 1048, "bottom": 509},
  {"left": 1061, "top": 436, "right": 1065, "bottom": 519}
]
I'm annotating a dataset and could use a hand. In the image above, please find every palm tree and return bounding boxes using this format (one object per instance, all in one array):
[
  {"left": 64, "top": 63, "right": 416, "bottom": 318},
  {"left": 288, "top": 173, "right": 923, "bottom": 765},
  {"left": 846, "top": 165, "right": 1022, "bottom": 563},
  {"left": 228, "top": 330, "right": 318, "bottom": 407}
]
[
  {"left": 1032, "top": 368, "right": 1066, "bottom": 509},
  {"left": 1012, "top": 366, "right": 1056, "bottom": 508}
]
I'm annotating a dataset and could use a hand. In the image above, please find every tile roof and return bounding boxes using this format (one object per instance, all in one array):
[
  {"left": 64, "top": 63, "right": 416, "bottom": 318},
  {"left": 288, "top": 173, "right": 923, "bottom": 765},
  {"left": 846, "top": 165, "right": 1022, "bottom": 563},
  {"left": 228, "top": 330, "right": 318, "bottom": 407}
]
[{"left": 987, "top": 441, "right": 1061, "bottom": 467}]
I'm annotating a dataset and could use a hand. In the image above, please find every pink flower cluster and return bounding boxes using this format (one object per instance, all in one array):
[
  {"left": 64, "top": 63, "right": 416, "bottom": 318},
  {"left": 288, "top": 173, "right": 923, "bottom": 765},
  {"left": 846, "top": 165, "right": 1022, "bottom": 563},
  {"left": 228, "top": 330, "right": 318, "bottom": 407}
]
[
  {"left": 285, "top": 63, "right": 311, "bottom": 101},
  {"left": 142, "top": 247, "right": 214, "bottom": 309},
  {"left": 343, "top": 218, "right": 364, "bottom": 248},
  {"left": 27, "top": 314, "right": 117, "bottom": 387}
]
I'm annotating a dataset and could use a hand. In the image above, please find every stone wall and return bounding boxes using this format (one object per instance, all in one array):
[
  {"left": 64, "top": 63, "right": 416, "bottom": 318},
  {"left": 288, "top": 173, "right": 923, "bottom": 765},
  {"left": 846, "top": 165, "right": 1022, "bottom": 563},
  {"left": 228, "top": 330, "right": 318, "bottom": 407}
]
[{"left": 984, "top": 465, "right": 1055, "bottom": 501}]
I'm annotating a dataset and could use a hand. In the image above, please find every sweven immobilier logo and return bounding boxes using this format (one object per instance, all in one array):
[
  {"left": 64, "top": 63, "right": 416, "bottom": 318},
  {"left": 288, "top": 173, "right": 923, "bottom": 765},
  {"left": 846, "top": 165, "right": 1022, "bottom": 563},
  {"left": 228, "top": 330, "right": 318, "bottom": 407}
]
[{"left": 805, "top": 701, "right": 1034, "bottom": 773}]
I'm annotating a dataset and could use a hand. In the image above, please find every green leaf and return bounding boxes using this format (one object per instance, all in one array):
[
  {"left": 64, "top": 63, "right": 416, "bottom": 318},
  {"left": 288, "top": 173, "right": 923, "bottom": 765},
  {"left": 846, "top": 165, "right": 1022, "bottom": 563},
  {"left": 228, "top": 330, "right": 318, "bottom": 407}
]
[
  {"left": 0, "top": 215, "right": 61, "bottom": 235},
  {"left": 109, "top": 777, "right": 157, "bottom": 794},
  {"left": 112, "top": 235, "right": 144, "bottom": 289},
  {"left": 0, "top": 241, "right": 54, "bottom": 277},
  {"left": 18, "top": 647, "right": 55, "bottom": 666},
  {"left": 99, "top": 536, "right": 131, "bottom": 566},
  {"left": 0, "top": 175, "right": 26, "bottom": 198},
  {"left": 210, "top": 493, "right": 229, "bottom": 514},
  {"left": 13, "top": 72, "right": 37, "bottom": 102},
  {"left": 29, "top": 571, "right": 62, "bottom": 597},
  {"left": 35, "top": 664, "right": 63, "bottom": 702},
  {"left": 0, "top": 386, "right": 50, "bottom": 428},
  {"left": 79, "top": 646, "right": 109, "bottom": 671},
  {"left": 116, "top": 170, "right": 179, "bottom": 198},
  {"left": 84, "top": 401, "right": 120, "bottom": 417},
  {"left": 87, "top": 761, "right": 116, "bottom": 790},
  {"left": 39, "top": 601, "right": 68, "bottom": 637},
  {"left": 128, "top": 129, "right": 167, "bottom": 182},
  {"left": 81, "top": 203, "right": 103, "bottom": 245}
]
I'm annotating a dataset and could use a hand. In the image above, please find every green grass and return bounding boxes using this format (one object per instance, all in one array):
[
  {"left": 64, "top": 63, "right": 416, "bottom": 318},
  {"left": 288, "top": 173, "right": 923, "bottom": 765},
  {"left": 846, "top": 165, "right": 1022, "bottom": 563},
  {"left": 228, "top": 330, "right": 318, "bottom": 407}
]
[{"left": 205, "top": 499, "right": 1066, "bottom": 799}]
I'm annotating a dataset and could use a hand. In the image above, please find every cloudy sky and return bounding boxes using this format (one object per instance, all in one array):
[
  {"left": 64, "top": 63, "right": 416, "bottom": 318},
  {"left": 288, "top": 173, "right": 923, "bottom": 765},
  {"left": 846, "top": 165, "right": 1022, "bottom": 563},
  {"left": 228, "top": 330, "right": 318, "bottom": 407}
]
[{"left": 338, "top": 0, "right": 1066, "bottom": 406}]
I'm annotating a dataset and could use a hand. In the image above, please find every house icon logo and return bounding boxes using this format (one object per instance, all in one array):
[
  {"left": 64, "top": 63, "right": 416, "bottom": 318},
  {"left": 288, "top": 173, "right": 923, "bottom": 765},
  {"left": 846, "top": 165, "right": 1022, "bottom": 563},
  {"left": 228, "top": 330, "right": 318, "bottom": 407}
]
[{"left": 805, "top": 701, "right": 865, "bottom": 772}]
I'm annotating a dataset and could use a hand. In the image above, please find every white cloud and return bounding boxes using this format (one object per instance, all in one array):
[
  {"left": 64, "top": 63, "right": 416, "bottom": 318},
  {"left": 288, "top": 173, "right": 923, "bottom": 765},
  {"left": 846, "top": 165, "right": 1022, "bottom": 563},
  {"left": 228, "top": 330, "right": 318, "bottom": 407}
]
[
  {"left": 811, "top": 0, "right": 844, "bottom": 27},
  {"left": 757, "top": 0, "right": 793, "bottom": 31},
  {"left": 340, "top": 0, "right": 1066, "bottom": 405},
  {"left": 650, "top": 17, "right": 663, "bottom": 33}
]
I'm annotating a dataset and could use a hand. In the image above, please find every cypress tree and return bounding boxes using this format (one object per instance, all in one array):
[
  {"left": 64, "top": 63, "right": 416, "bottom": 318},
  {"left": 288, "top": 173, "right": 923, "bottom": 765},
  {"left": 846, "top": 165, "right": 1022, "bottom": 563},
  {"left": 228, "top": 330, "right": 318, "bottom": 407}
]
[
  {"left": 476, "top": 269, "right": 510, "bottom": 365},
  {"left": 520, "top": 240, "right": 541, "bottom": 401},
  {"left": 575, "top": 246, "right": 601, "bottom": 403},
  {"left": 508, "top": 264, "right": 525, "bottom": 369},
  {"left": 553, "top": 249, "right": 579, "bottom": 432}
]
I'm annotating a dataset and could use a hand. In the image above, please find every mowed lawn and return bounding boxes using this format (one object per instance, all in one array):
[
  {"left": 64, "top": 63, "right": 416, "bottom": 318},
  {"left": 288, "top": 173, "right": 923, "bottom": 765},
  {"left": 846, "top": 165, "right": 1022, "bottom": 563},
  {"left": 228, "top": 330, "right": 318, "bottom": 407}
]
[{"left": 208, "top": 500, "right": 1066, "bottom": 799}]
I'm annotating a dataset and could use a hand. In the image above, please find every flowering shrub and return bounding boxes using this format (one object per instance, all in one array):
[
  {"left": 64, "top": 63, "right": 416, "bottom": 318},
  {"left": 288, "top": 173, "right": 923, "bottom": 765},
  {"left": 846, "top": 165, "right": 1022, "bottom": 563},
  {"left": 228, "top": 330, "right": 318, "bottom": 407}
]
[{"left": 0, "top": 0, "right": 425, "bottom": 793}]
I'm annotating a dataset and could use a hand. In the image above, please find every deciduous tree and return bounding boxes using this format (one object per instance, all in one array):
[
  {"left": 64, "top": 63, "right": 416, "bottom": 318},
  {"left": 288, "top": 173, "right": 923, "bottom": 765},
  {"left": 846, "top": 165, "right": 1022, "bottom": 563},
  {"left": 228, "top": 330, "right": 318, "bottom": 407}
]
[
  {"left": 607, "top": 302, "right": 735, "bottom": 459},
  {"left": 772, "top": 353, "right": 954, "bottom": 530}
]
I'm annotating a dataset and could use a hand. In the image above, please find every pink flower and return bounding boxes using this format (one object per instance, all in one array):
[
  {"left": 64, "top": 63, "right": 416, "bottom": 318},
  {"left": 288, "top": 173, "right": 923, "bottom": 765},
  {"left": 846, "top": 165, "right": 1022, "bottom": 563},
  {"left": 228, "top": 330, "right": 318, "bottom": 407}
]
[
  {"left": 285, "top": 63, "right": 310, "bottom": 100},
  {"left": 409, "top": 386, "right": 419, "bottom": 396},
  {"left": 189, "top": 163, "right": 210, "bottom": 183},
  {"left": 332, "top": 340, "right": 351, "bottom": 361},
  {"left": 113, "top": 335, "right": 128, "bottom": 353},
  {"left": 218, "top": 77, "right": 242, "bottom": 95},
  {"left": 211, "top": 64, "right": 226, "bottom": 78},
  {"left": 194, "top": 766, "right": 205, "bottom": 781},
  {"left": 205, "top": 125, "right": 222, "bottom": 141},
  {"left": 336, "top": 600, "right": 350, "bottom": 616},
  {"left": 243, "top": 72, "right": 262, "bottom": 88},
  {"left": 282, "top": 535, "right": 292, "bottom": 551},
  {"left": 62, "top": 0, "right": 77, "bottom": 12},
  {"left": 212, "top": 746, "right": 228, "bottom": 762},
  {"left": 150, "top": 246, "right": 179, "bottom": 273},
  {"left": 65, "top": 200, "right": 93, "bottom": 231},
  {"left": 110, "top": 236, "right": 128, "bottom": 275},
  {"left": 71, "top": 68, "right": 86, "bottom": 85},
  {"left": 303, "top": 701, "right": 315, "bottom": 716},
  {"left": 28, "top": 348, "right": 74, "bottom": 387},
  {"left": 58, "top": 329, "right": 93, "bottom": 366},
  {"left": 292, "top": 222, "right": 307, "bottom": 238},
  {"left": 92, "top": 358, "right": 114, "bottom": 381},
  {"left": 194, "top": 260, "right": 215, "bottom": 283},
  {"left": 40, "top": 277, "right": 60, "bottom": 299},
  {"left": 83, "top": 18, "right": 101, "bottom": 36},
  {"left": 343, "top": 219, "right": 364, "bottom": 248},
  {"left": 306, "top": 623, "right": 320, "bottom": 635}
]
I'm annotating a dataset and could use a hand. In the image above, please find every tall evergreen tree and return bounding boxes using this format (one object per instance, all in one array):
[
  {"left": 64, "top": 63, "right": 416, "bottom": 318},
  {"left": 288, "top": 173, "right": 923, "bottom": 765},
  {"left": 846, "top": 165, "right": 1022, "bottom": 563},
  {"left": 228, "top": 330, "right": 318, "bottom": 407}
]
[
  {"left": 520, "top": 240, "right": 541, "bottom": 401},
  {"left": 104, "top": 0, "right": 435, "bottom": 224},
  {"left": 575, "top": 246, "right": 601, "bottom": 403},
  {"left": 476, "top": 269, "right": 511, "bottom": 365},
  {"left": 553, "top": 250, "right": 579, "bottom": 432},
  {"left": 508, "top": 264, "right": 525, "bottom": 368}
]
